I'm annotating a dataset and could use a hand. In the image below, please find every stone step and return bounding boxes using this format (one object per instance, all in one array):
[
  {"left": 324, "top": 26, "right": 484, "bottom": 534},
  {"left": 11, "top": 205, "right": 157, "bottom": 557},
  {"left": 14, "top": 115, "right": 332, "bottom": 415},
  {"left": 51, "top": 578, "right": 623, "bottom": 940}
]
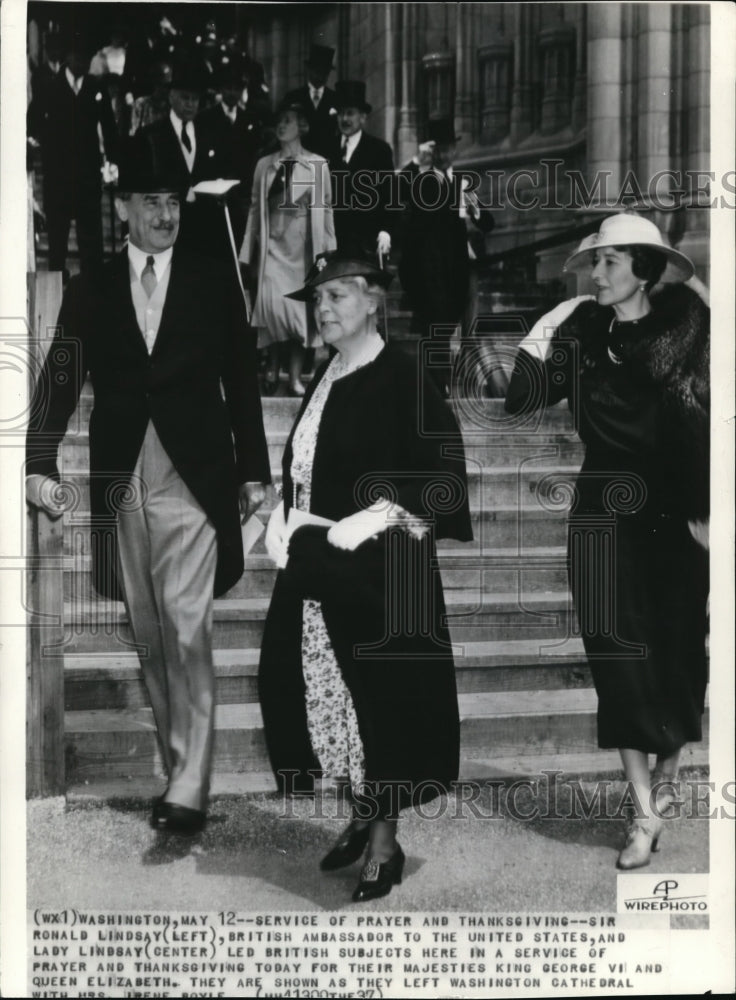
[
  {"left": 49, "top": 463, "right": 583, "bottom": 519},
  {"left": 57, "top": 506, "right": 571, "bottom": 557},
  {"left": 61, "top": 545, "right": 571, "bottom": 600},
  {"left": 63, "top": 636, "right": 593, "bottom": 710},
  {"left": 63, "top": 689, "right": 710, "bottom": 783},
  {"left": 65, "top": 740, "right": 711, "bottom": 803},
  {"left": 54, "top": 589, "right": 578, "bottom": 654}
]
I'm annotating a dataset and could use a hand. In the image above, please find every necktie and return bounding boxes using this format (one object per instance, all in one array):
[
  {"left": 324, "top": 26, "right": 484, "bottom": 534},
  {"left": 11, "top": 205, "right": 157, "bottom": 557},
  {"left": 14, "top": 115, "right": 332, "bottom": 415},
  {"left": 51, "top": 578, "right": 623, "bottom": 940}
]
[
  {"left": 269, "top": 159, "right": 295, "bottom": 201},
  {"left": 341, "top": 136, "right": 349, "bottom": 162},
  {"left": 311, "top": 89, "right": 320, "bottom": 109},
  {"left": 181, "top": 123, "right": 192, "bottom": 153},
  {"left": 141, "top": 255, "right": 157, "bottom": 298}
]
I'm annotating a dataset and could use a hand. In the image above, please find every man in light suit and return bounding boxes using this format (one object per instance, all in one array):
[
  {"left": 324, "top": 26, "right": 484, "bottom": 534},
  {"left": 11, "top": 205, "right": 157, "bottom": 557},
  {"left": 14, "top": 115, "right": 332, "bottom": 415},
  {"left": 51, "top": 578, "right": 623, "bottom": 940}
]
[
  {"left": 26, "top": 137, "right": 271, "bottom": 835},
  {"left": 328, "top": 80, "right": 395, "bottom": 258},
  {"left": 281, "top": 44, "right": 338, "bottom": 159}
]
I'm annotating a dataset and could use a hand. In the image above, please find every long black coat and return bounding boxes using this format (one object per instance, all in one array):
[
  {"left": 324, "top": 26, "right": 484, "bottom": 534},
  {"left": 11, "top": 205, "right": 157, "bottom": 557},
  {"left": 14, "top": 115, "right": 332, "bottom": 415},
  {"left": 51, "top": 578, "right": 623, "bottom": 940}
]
[
  {"left": 26, "top": 248, "right": 271, "bottom": 600},
  {"left": 259, "top": 344, "right": 472, "bottom": 814},
  {"left": 505, "top": 284, "right": 709, "bottom": 754},
  {"left": 139, "top": 116, "right": 227, "bottom": 255},
  {"left": 196, "top": 103, "right": 266, "bottom": 251},
  {"left": 27, "top": 70, "right": 118, "bottom": 196},
  {"left": 398, "top": 161, "right": 496, "bottom": 330},
  {"left": 328, "top": 131, "right": 396, "bottom": 255},
  {"left": 282, "top": 85, "right": 339, "bottom": 158}
]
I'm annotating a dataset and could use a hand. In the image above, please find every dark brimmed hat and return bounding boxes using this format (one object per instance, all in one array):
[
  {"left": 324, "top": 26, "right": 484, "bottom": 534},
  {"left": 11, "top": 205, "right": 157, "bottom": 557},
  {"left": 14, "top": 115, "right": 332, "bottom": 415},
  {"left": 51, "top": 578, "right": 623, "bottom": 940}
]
[
  {"left": 286, "top": 250, "right": 392, "bottom": 300},
  {"left": 334, "top": 80, "right": 371, "bottom": 113},
  {"left": 170, "top": 59, "right": 208, "bottom": 93},
  {"left": 306, "top": 44, "right": 335, "bottom": 75},
  {"left": 276, "top": 98, "right": 310, "bottom": 119},
  {"left": 115, "top": 135, "right": 188, "bottom": 195},
  {"left": 216, "top": 60, "right": 247, "bottom": 91},
  {"left": 425, "top": 119, "right": 459, "bottom": 145}
]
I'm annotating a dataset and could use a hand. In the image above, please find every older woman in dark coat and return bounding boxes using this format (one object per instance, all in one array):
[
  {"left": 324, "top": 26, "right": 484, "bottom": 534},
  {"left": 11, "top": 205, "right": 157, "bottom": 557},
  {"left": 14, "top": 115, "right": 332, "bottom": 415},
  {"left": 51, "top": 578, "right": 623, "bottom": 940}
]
[
  {"left": 505, "top": 213, "right": 709, "bottom": 870},
  {"left": 259, "top": 250, "right": 472, "bottom": 902}
]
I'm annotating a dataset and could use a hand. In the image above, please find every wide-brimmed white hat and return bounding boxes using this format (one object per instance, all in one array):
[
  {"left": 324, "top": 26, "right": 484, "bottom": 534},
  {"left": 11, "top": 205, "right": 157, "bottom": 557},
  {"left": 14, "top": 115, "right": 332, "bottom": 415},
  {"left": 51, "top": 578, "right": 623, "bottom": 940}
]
[{"left": 563, "top": 213, "right": 694, "bottom": 282}]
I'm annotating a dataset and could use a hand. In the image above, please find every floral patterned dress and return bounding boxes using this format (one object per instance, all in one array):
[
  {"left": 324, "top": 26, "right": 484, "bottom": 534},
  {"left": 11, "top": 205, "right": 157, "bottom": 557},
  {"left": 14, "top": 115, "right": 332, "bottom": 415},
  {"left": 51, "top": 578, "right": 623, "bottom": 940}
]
[{"left": 289, "top": 339, "right": 387, "bottom": 793}]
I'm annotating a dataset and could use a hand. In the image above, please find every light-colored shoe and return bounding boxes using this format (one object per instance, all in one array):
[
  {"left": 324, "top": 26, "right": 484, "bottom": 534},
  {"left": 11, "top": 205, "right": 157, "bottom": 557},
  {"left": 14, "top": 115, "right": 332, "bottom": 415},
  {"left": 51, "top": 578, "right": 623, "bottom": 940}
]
[{"left": 616, "top": 817, "right": 663, "bottom": 870}]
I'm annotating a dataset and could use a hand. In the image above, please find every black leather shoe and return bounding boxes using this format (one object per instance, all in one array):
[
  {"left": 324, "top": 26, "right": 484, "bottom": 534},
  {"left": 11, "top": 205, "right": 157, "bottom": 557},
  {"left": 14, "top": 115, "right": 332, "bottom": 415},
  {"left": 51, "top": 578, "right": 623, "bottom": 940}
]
[
  {"left": 151, "top": 795, "right": 168, "bottom": 826},
  {"left": 152, "top": 803, "right": 206, "bottom": 836},
  {"left": 352, "top": 845, "right": 405, "bottom": 902},
  {"left": 320, "top": 823, "right": 370, "bottom": 871}
]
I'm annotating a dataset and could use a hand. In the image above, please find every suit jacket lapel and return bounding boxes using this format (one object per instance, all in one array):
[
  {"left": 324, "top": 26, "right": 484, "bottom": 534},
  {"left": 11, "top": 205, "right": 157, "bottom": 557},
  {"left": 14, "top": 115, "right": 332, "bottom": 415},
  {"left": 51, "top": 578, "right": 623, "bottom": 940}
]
[
  {"left": 150, "top": 248, "right": 190, "bottom": 358},
  {"left": 165, "top": 118, "right": 190, "bottom": 177},
  {"left": 111, "top": 251, "right": 149, "bottom": 357}
]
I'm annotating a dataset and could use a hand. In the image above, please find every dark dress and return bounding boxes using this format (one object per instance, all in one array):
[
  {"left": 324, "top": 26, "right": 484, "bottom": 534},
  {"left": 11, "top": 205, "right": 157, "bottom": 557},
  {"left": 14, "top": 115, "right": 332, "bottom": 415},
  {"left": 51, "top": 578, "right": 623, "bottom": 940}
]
[
  {"left": 258, "top": 342, "right": 472, "bottom": 815},
  {"left": 505, "top": 285, "right": 709, "bottom": 755}
]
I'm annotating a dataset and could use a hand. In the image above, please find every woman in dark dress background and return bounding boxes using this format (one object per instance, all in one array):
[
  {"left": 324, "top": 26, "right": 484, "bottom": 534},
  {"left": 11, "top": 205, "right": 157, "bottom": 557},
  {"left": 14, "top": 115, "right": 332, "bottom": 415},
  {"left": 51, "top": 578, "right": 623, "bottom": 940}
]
[
  {"left": 505, "top": 213, "right": 709, "bottom": 870},
  {"left": 260, "top": 251, "right": 472, "bottom": 901}
]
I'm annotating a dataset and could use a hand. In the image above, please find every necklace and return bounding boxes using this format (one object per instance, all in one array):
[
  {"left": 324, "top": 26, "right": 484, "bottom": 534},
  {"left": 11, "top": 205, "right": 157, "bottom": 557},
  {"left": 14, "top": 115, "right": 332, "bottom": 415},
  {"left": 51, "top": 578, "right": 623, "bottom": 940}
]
[{"left": 607, "top": 318, "right": 624, "bottom": 366}]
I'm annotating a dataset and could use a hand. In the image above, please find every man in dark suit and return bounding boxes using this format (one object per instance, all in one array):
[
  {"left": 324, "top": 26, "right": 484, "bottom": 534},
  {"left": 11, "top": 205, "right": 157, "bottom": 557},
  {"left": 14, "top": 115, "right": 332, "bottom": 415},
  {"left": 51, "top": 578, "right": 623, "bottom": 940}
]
[
  {"left": 196, "top": 62, "right": 265, "bottom": 251},
  {"left": 27, "top": 32, "right": 118, "bottom": 277},
  {"left": 328, "top": 80, "right": 395, "bottom": 258},
  {"left": 281, "top": 44, "right": 338, "bottom": 158},
  {"left": 139, "top": 60, "right": 224, "bottom": 257},
  {"left": 398, "top": 120, "right": 495, "bottom": 397},
  {"left": 26, "top": 137, "right": 271, "bottom": 835}
]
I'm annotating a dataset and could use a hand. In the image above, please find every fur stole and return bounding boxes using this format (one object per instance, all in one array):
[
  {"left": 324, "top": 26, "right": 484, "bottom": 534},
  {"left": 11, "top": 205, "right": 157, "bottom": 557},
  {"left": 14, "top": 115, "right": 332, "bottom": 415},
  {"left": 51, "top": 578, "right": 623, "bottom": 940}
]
[{"left": 561, "top": 283, "right": 710, "bottom": 520}]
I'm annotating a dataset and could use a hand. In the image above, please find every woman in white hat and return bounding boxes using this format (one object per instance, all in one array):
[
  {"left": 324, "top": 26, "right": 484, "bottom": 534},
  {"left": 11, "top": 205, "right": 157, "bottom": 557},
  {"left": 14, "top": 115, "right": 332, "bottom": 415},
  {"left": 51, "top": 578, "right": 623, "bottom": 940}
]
[{"left": 506, "top": 212, "right": 710, "bottom": 869}]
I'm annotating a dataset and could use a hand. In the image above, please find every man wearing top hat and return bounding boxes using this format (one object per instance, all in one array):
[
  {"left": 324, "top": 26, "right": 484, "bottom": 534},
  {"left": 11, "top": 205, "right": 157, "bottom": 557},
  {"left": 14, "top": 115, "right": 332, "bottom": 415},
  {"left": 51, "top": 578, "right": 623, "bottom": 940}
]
[
  {"left": 139, "top": 60, "right": 225, "bottom": 256},
  {"left": 27, "top": 30, "right": 118, "bottom": 278},
  {"left": 26, "top": 136, "right": 271, "bottom": 835},
  {"left": 398, "top": 119, "right": 494, "bottom": 396},
  {"left": 281, "top": 44, "right": 338, "bottom": 159},
  {"left": 328, "top": 80, "right": 395, "bottom": 258},
  {"left": 197, "top": 61, "right": 265, "bottom": 249}
]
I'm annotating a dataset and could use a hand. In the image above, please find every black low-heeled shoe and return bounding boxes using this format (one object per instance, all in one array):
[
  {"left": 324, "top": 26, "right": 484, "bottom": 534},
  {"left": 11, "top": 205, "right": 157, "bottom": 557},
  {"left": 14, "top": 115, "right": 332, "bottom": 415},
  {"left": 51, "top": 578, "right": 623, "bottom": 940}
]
[
  {"left": 352, "top": 845, "right": 405, "bottom": 902},
  {"left": 152, "top": 802, "right": 206, "bottom": 836},
  {"left": 320, "top": 823, "right": 370, "bottom": 871}
]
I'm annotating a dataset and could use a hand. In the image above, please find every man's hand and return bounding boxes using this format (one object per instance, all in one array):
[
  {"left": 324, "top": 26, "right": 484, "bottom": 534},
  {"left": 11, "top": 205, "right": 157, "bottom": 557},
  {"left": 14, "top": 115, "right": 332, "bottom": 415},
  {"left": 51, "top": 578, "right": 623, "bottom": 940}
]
[
  {"left": 376, "top": 231, "right": 391, "bottom": 258},
  {"left": 26, "top": 474, "right": 67, "bottom": 519},
  {"left": 239, "top": 482, "right": 267, "bottom": 524}
]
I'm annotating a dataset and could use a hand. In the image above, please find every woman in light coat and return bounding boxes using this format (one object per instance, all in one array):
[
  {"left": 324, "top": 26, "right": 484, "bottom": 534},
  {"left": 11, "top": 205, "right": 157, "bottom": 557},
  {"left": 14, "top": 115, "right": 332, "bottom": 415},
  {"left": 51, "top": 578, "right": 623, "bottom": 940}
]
[{"left": 239, "top": 102, "right": 336, "bottom": 395}]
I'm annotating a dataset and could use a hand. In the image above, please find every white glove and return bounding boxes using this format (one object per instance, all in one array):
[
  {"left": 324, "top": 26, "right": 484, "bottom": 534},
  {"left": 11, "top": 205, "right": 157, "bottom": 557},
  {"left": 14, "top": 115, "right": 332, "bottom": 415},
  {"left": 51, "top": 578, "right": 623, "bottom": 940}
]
[
  {"left": 327, "top": 503, "right": 387, "bottom": 552},
  {"left": 517, "top": 296, "right": 595, "bottom": 362},
  {"left": 376, "top": 231, "right": 391, "bottom": 257},
  {"left": 688, "top": 518, "right": 709, "bottom": 550},
  {"left": 265, "top": 500, "right": 288, "bottom": 568},
  {"left": 26, "top": 474, "right": 66, "bottom": 519}
]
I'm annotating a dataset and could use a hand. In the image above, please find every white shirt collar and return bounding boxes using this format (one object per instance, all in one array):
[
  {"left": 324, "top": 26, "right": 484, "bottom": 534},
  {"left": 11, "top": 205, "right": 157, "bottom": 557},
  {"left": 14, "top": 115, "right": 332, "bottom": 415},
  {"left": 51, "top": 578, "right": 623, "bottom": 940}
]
[
  {"left": 341, "top": 129, "right": 362, "bottom": 158},
  {"left": 308, "top": 83, "right": 324, "bottom": 101},
  {"left": 169, "top": 108, "right": 190, "bottom": 139},
  {"left": 221, "top": 102, "right": 237, "bottom": 122},
  {"left": 65, "top": 67, "right": 83, "bottom": 94},
  {"left": 128, "top": 242, "right": 173, "bottom": 282}
]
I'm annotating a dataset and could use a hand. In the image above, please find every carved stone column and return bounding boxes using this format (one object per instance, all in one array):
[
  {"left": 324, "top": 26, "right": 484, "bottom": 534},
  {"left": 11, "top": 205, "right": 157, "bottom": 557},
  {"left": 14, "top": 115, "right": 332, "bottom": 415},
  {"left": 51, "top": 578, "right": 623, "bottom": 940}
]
[
  {"left": 510, "top": 4, "right": 540, "bottom": 143},
  {"left": 454, "top": 3, "right": 478, "bottom": 146},
  {"left": 478, "top": 43, "right": 514, "bottom": 145},
  {"left": 586, "top": 5, "right": 625, "bottom": 198},
  {"left": 538, "top": 23, "right": 576, "bottom": 135},
  {"left": 396, "top": 3, "right": 425, "bottom": 164}
]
